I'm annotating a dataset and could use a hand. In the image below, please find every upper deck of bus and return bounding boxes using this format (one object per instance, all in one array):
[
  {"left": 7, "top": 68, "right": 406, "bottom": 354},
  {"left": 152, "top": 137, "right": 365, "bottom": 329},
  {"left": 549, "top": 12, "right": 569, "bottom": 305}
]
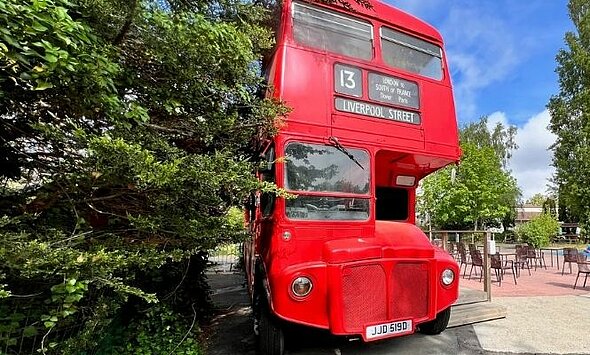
[{"left": 266, "top": 0, "right": 460, "bottom": 164}]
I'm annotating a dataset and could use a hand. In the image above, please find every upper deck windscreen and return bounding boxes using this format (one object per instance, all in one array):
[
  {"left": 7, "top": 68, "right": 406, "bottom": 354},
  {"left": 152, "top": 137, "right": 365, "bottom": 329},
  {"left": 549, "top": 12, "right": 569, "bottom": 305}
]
[
  {"left": 381, "top": 27, "right": 443, "bottom": 80},
  {"left": 292, "top": 2, "right": 373, "bottom": 60}
]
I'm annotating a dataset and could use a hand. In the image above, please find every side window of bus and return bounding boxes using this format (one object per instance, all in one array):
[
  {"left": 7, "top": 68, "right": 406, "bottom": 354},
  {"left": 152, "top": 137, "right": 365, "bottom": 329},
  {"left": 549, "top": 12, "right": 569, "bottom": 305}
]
[
  {"left": 260, "top": 146, "right": 276, "bottom": 218},
  {"left": 292, "top": 2, "right": 373, "bottom": 61},
  {"left": 381, "top": 27, "right": 443, "bottom": 80},
  {"left": 246, "top": 193, "right": 256, "bottom": 223},
  {"left": 376, "top": 186, "right": 409, "bottom": 221}
]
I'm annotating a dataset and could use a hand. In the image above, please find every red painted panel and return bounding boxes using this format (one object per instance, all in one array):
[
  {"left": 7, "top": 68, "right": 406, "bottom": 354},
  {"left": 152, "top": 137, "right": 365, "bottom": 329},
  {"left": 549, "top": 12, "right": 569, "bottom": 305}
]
[
  {"left": 323, "top": 238, "right": 382, "bottom": 263},
  {"left": 342, "top": 264, "right": 387, "bottom": 332},
  {"left": 390, "top": 263, "right": 429, "bottom": 319}
]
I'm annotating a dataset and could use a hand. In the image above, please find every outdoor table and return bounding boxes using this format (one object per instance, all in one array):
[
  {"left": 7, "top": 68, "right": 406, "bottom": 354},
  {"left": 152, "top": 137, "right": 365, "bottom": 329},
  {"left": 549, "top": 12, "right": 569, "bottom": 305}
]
[
  {"left": 540, "top": 247, "right": 562, "bottom": 270},
  {"left": 477, "top": 245, "right": 500, "bottom": 252},
  {"left": 498, "top": 251, "right": 516, "bottom": 263}
]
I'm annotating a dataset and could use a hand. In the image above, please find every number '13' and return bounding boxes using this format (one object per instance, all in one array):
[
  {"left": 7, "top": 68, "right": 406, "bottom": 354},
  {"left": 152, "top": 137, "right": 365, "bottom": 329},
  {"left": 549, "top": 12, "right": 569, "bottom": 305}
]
[{"left": 340, "top": 69, "right": 356, "bottom": 89}]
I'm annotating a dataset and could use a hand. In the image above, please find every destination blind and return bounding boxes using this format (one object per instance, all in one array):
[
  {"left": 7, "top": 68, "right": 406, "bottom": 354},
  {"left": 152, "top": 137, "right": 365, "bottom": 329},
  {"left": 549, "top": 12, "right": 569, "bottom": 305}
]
[{"left": 335, "top": 97, "right": 421, "bottom": 125}]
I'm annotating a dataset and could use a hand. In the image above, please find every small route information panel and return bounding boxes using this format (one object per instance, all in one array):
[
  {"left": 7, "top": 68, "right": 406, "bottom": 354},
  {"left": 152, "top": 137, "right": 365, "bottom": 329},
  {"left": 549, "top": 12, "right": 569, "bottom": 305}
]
[{"left": 368, "top": 73, "right": 419, "bottom": 109}]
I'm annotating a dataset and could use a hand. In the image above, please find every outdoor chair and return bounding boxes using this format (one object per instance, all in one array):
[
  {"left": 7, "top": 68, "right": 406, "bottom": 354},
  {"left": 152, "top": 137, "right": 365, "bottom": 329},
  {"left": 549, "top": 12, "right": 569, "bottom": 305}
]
[
  {"left": 491, "top": 253, "right": 517, "bottom": 286},
  {"left": 457, "top": 245, "right": 470, "bottom": 277},
  {"left": 458, "top": 241, "right": 470, "bottom": 263},
  {"left": 573, "top": 254, "right": 590, "bottom": 289},
  {"left": 562, "top": 248, "right": 579, "bottom": 275},
  {"left": 468, "top": 249, "right": 483, "bottom": 281},
  {"left": 446, "top": 242, "right": 459, "bottom": 260},
  {"left": 526, "top": 247, "right": 546, "bottom": 270},
  {"left": 514, "top": 245, "right": 531, "bottom": 277}
]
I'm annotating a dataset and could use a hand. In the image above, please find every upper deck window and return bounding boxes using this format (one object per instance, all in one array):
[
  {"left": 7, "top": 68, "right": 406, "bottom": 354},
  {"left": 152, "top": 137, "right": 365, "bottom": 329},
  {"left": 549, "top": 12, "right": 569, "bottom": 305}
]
[
  {"left": 292, "top": 2, "right": 373, "bottom": 61},
  {"left": 381, "top": 27, "right": 443, "bottom": 80}
]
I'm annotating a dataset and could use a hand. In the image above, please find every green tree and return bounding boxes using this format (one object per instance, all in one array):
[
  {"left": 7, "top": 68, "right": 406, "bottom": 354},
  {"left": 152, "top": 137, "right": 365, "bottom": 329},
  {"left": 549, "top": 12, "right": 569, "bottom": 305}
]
[
  {"left": 526, "top": 193, "right": 547, "bottom": 206},
  {"left": 0, "top": 0, "right": 286, "bottom": 352},
  {"left": 419, "top": 116, "right": 520, "bottom": 230},
  {"left": 419, "top": 142, "right": 520, "bottom": 230},
  {"left": 515, "top": 213, "right": 560, "bottom": 248},
  {"left": 548, "top": 0, "right": 590, "bottom": 228},
  {"left": 460, "top": 116, "right": 518, "bottom": 168}
]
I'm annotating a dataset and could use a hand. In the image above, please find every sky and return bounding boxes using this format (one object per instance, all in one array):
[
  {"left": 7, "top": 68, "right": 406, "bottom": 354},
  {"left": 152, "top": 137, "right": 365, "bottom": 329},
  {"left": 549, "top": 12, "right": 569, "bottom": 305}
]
[{"left": 388, "top": 0, "right": 574, "bottom": 200}]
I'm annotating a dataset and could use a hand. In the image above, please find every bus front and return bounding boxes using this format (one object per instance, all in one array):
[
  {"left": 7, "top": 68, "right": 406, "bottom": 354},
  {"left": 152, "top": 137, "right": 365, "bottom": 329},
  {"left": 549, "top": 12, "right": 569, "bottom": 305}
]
[{"left": 247, "top": 1, "right": 461, "bottom": 353}]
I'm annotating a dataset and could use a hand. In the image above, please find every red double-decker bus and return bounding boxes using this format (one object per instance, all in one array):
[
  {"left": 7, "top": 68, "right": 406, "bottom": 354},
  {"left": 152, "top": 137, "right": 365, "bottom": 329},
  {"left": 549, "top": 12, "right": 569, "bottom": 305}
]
[{"left": 244, "top": 0, "right": 461, "bottom": 353}]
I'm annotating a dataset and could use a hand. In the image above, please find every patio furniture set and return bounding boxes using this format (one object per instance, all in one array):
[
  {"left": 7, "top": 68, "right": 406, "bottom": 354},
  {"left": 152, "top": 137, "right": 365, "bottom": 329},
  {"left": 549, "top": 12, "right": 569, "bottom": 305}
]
[{"left": 448, "top": 242, "right": 590, "bottom": 289}]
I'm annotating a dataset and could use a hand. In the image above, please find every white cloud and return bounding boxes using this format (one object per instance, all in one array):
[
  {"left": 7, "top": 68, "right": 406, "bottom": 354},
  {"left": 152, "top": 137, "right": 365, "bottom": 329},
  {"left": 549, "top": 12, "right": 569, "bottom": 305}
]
[
  {"left": 506, "top": 109, "right": 556, "bottom": 200},
  {"left": 487, "top": 111, "right": 509, "bottom": 128},
  {"left": 440, "top": 5, "right": 524, "bottom": 120}
]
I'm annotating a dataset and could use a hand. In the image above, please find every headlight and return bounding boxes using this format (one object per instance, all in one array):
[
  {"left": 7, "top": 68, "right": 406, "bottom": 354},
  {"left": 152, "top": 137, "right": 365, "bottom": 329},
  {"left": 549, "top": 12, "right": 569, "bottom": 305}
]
[
  {"left": 291, "top": 276, "right": 313, "bottom": 297},
  {"left": 441, "top": 268, "right": 455, "bottom": 286}
]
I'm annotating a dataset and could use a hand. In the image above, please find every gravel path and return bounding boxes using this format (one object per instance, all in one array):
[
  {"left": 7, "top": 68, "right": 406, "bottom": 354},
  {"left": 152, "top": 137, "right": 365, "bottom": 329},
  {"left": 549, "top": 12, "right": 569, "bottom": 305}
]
[{"left": 474, "top": 295, "right": 590, "bottom": 354}]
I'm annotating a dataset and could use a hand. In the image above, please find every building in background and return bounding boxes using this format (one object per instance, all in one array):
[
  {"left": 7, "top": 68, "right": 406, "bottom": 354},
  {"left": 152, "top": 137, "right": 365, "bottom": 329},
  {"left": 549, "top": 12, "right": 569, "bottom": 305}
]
[{"left": 515, "top": 204, "right": 543, "bottom": 226}]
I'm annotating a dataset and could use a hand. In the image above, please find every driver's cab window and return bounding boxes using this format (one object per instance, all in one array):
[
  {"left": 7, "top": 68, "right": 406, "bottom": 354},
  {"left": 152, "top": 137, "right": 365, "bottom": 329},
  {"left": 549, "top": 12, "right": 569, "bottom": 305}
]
[{"left": 376, "top": 186, "right": 409, "bottom": 220}]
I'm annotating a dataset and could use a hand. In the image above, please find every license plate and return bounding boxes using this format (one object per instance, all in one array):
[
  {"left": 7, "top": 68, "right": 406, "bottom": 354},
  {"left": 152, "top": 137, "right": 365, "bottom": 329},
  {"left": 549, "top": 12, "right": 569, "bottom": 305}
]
[{"left": 365, "top": 319, "right": 412, "bottom": 340}]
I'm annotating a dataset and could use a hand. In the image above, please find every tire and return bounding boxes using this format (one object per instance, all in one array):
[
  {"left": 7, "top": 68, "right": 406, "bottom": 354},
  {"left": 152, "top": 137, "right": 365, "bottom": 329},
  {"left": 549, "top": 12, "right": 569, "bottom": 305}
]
[
  {"left": 419, "top": 307, "right": 451, "bottom": 335},
  {"left": 257, "top": 306, "right": 285, "bottom": 355}
]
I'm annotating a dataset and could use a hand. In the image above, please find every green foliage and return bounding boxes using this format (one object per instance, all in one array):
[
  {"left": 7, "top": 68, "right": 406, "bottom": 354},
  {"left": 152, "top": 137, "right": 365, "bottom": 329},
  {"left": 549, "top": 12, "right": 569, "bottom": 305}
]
[
  {"left": 106, "top": 305, "right": 202, "bottom": 355},
  {"left": 0, "top": 0, "right": 285, "bottom": 353},
  {"left": 515, "top": 213, "right": 560, "bottom": 248},
  {"left": 525, "top": 193, "right": 559, "bottom": 218},
  {"left": 549, "top": 0, "right": 590, "bottom": 228},
  {"left": 0, "top": 0, "right": 119, "bottom": 95},
  {"left": 526, "top": 193, "right": 548, "bottom": 206},
  {"left": 460, "top": 116, "right": 518, "bottom": 169},
  {"left": 41, "top": 278, "right": 88, "bottom": 328},
  {"left": 419, "top": 117, "right": 520, "bottom": 230}
]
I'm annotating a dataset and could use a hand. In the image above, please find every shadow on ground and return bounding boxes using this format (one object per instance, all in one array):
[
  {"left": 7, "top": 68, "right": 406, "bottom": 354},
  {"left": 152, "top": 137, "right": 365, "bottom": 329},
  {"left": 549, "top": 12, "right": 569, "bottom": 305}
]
[{"left": 203, "top": 273, "right": 517, "bottom": 355}]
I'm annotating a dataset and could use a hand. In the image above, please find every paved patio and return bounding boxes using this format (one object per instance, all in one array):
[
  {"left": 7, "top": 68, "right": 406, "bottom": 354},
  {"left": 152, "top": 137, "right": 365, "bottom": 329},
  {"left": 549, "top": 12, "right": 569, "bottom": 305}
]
[{"left": 459, "top": 255, "right": 590, "bottom": 297}]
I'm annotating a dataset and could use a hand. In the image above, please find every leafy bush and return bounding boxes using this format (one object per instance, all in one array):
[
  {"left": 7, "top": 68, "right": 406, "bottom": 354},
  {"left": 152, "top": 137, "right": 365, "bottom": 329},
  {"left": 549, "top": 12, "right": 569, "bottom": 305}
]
[
  {"left": 0, "top": 0, "right": 283, "bottom": 353},
  {"left": 100, "top": 305, "right": 202, "bottom": 355},
  {"left": 515, "top": 213, "right": 560, "bottom": 248}
]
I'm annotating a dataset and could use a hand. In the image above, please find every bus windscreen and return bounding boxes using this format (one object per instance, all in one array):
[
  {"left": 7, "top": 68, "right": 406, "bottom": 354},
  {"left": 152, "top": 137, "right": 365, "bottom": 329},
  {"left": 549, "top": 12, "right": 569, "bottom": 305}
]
[
  {"left": 292, "top": 2, "right": 373, "bottom": 60},
  {"left": 284, "top": 142, "right": 369, "bottom": 194},
  {"left": 381, "top": 27, "right": 443, "bottom": 80}
]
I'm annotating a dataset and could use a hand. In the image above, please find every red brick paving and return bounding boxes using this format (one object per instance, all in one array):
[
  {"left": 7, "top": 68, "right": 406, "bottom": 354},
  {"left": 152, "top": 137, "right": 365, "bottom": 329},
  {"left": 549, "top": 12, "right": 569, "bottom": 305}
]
[{"left": 459, "top": 257, "right": 590, "bottom": 297}]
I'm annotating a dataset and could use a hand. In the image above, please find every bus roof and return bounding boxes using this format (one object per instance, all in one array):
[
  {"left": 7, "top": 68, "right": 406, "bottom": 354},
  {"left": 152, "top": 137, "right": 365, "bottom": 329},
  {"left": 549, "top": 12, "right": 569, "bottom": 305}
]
[{"left": 317, "top": 0, "right": 444, "bottom": 44}]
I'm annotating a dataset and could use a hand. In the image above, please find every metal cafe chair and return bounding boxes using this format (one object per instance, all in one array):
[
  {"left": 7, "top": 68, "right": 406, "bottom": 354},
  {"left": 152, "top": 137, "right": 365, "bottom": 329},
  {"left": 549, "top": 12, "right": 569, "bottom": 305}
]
[
  {"left": 514, "top": 245, "right": 531, "bottom": 277},
  {"left": 526, "top": 246, "right": 546, "bottom": 270},
  {"left": 457, "top": 244, "right": 469, "bottom": 277},
  {"left": 562, "top": 248, "right": 579, "bottom": 275},
  {"left": 468, "top": 249, "right": 483, "bottom": 281},
  {"left": 490, "top": 252, "right": 517, "bottom": 286},
  {"left": 573, "top": 254, "right": 590, "bottom": 289}
]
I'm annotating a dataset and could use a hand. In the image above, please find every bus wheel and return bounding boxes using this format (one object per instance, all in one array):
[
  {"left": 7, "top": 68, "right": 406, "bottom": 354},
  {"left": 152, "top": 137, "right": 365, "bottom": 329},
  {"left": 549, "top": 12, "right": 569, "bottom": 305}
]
[
  {"left": 258, "top": 306, "right": 284, "bottom": 355},
  {"left": 419, "top": 307, "right": 451, "bottom": 335}
]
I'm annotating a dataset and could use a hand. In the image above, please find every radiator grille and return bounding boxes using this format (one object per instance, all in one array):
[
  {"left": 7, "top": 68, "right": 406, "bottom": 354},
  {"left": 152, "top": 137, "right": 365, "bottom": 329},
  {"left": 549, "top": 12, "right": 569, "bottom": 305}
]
[
  {"left": 390, "top": 263, "right": 429, "bottom": 319},
  {"left": 342, "top": 265, "right": 387, "bottom": 331}
]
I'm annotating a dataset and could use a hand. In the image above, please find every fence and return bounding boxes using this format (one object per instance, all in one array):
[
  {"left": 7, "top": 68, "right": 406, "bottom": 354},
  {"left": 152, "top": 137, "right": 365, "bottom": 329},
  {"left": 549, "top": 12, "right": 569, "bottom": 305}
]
[
  {"left": 425, "top": 230, "right": 502, "bottom": 246},
  {"left": 207, "top": 243, "right": 242, "bottom": 273},
  {"left": 427, "top": 230, "right": 495, "bottom": 301}
]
